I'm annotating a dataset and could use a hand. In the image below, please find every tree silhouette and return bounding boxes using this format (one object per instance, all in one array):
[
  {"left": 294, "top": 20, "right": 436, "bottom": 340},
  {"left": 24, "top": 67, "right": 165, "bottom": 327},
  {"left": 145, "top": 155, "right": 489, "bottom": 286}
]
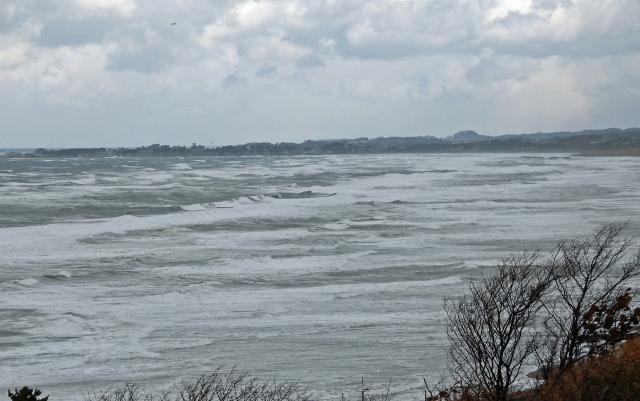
[{"left": 7, "top": 387, "right": 49, "bottom": 401}]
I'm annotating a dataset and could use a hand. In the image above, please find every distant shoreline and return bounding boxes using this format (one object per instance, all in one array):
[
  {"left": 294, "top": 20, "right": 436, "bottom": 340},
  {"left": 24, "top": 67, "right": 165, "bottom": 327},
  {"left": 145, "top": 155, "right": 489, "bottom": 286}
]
[{"left": 3, "top": 127, "right": 640, "bottom": 158}]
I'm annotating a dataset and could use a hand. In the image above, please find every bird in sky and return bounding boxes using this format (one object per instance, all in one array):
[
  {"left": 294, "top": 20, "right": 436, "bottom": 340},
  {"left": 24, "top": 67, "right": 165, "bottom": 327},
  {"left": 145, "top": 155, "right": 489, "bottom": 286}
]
[{"left": 171, "top": 22, "right": 176, "bottom": 25}]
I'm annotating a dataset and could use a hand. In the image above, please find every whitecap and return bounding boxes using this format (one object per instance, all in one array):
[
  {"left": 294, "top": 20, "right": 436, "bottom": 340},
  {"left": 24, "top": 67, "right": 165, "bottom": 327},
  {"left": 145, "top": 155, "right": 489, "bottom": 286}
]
[
  {"left": 213, "top": 201, "right": 235, "bottom": 208},
  {"left": 173, "top": 163, "right": 192, "bottom": 170},
  {"left": 17, "top": 278, "right": 38, "bottom": 286},
  {"left": 68, "top": 174, "right": 97, "bottom": 185},
  {"left": 180, "top": 204, "right": 207, "bottom": 211},
  {"left": 322, "top": 222, "right": 350, "bottom": 230},
  {"left": 328, "top": 276, "right": 464, "bottom": 299}
]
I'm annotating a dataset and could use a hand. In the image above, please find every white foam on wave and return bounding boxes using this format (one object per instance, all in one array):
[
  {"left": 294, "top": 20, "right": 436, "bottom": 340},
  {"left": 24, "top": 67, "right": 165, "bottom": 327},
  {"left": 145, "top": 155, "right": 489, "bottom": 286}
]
[
  {"left": 321, "top": 222, "right": 350, "bottom": 230},
  {"left": 461, "top": 260, "right": 495, "bottom": 270},
  {"left": 179, "top": 195, "right": 275, "bottom": 210},
  {"left": 172, "top": 163, "right": 192, "bottom": 170},
  {"left": 318, "top": 276, "right": 463, "bottom": 299},
  {"left": 4, "top": 153, "right": 640, "bottom": 401},
  {"left": 133, "top": 172, "right": 175, "bottom": 183},
  {"left": 17, "top": 278, "right": 38, "bottom": 286},
  {"left": 0, "top": 190, "right": 320, "bottom": 261},
  {"left": 164, "top": 251, "right": 376, "bottom": 278},
  {"left": 69, "top": 174, "right": 97, "bottom": 185},
  {"left": 180, "top": 204, "right": 208, "bottom": 211},
  {"left": 321, "top": 218, "right": 411, "bottom": 230},
  {"left": 2, "top": 154, "right": 638, "bottom": 270},
  {"left": 184, "top": 176, "right": 210, "bottom": 181}
]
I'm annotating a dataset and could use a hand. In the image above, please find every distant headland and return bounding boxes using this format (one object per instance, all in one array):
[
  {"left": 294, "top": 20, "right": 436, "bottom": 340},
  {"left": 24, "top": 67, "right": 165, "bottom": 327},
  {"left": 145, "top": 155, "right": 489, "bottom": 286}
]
[{"left": 3, "top": 127, "right": 640, "bottom": 158}]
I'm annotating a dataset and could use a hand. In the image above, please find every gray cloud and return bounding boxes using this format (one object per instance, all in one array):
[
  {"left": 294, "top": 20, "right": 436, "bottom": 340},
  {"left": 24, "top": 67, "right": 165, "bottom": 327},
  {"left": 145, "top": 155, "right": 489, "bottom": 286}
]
[
  {"left": 0, "top": 0, "right": 639, "bottom": 147},
  {"left": 37, "top": 18, "right": 112, "bottom": 47},
  {"left": 255, "top": 63, "right": 276, "bottom": 77},
  {"left": 466, "top": 58, "right": 537, "bottom": 86},
  {"left": 106, "top": 45, "right": 175, "bottom": 73},
  {"left": 296, "top": 55, "right": 325, "bottom": 68},
  {"left": 490, "top": 35, "right": 640, "bottom": 59},
  {"left": 222, "top": 72, "right": 245, "bottom": 88}
]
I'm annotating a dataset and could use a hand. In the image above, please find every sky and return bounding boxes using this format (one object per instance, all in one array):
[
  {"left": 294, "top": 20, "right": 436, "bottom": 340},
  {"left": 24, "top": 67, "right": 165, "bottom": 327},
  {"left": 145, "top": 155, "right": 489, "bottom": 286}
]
[{"left": 1, "top": 0, "right": 639, "bottom": 148}]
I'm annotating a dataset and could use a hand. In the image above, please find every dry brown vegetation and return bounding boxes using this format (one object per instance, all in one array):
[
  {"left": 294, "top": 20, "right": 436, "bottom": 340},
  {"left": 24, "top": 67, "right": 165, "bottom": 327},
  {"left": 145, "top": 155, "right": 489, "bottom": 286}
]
[
  {"left": 425, "top": 337, "right": 640, "bottom": 401},
  {"left": 534, "top": 337, "right": 640, "bottom": 401}
]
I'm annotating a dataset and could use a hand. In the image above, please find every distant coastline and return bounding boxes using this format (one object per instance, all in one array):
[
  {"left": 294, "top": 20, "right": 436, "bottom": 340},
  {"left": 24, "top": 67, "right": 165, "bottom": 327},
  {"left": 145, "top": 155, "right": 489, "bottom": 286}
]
[{"left": 3, "top": 127, "right": 640, "bottom": 158}]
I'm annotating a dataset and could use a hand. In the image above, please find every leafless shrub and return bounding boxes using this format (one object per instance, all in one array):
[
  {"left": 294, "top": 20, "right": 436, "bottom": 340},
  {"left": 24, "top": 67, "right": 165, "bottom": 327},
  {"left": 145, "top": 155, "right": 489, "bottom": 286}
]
[
  {"left": 339, "top": 378, "right": 394, "bottom": 401},
  {"left": 540, "top": 222, "right": 640, "bottom": 373},
  {"left": 82, "top": 382, "right": 170, "bottom": 401},
  {"left": 445, "top": 252, "right": 554, "bottom": 401},
  {"left": 82, "top": 369, "right": 310, "bottom": 401},
  {"left": 444, "top": 222, "right": 640, "bottom": 400},
  {"left": 174, "top": 368, "right": 311, "bottom": 401}
]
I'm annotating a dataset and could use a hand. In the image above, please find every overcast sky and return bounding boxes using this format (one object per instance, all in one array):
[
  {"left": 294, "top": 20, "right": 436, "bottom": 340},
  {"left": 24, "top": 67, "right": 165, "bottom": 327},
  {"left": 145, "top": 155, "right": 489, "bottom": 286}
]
[{"left": 1, "top": 0, "right": 639, "bottom": 147}]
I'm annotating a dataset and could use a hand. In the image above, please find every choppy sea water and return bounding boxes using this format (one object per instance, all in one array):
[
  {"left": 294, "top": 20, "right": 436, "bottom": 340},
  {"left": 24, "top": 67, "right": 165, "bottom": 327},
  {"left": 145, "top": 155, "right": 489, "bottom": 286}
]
[{"left": 2, "top": 154, "right": 640, "bottom": 400}]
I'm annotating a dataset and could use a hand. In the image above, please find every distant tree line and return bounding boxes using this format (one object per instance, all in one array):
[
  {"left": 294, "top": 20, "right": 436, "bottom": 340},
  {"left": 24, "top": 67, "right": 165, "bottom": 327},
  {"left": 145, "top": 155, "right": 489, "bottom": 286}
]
[{"left": 3, "top": 128, "right": 640, "bottom": 158}]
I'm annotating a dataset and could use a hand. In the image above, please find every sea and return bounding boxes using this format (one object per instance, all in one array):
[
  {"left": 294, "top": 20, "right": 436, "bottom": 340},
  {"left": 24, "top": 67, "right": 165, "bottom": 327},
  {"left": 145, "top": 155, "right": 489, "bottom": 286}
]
[{"left": 1, "top": 153, "right": 640, "bottom": 400}]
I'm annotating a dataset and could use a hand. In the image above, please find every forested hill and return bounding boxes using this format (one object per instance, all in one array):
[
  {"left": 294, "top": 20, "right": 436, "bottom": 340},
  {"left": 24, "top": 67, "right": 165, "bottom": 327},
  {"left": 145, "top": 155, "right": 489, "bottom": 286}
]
[{"left": 5, "top": 127, "right": 640, "bottom": 158}]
